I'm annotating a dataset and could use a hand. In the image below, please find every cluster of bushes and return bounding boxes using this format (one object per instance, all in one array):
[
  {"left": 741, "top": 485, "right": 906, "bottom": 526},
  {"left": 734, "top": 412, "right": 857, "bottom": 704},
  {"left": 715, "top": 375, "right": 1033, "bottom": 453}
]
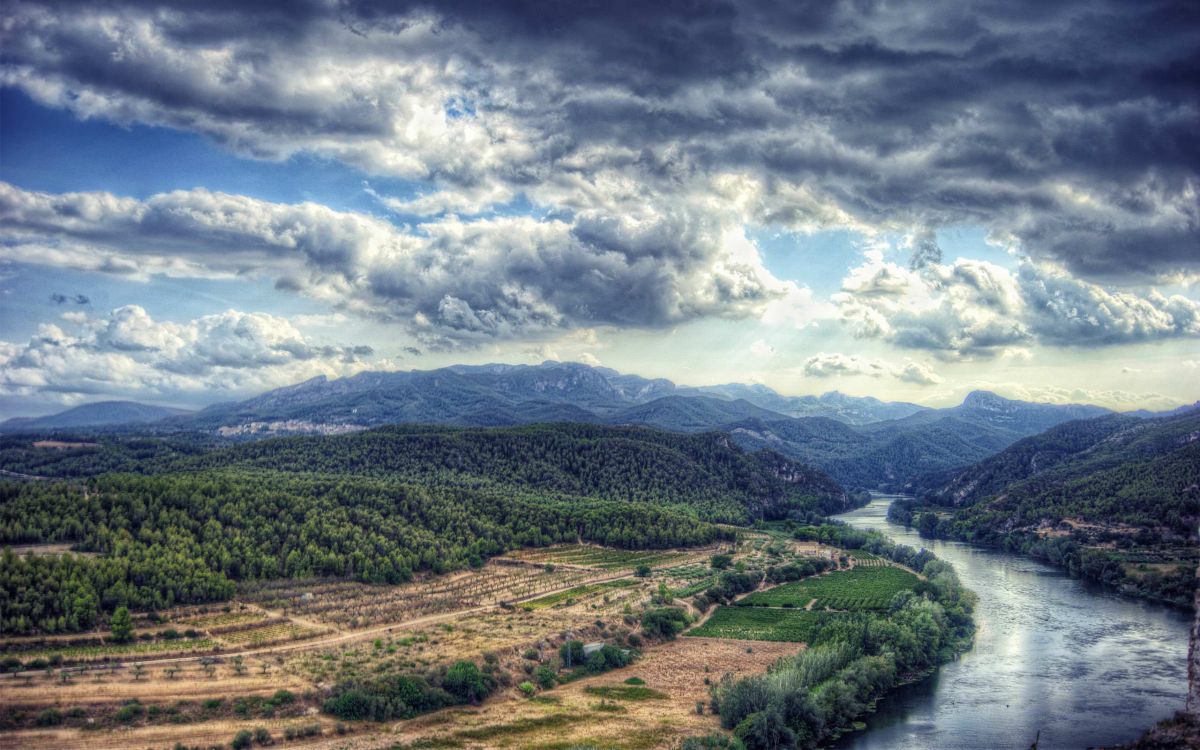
[
  {"left": 694, "top": 571, "right": 763, "bottom": 612},
  {"left": 323, "top": 660, "right": 493, "bottom": 721},
  {"left": 765, "top": 558, "right": 833, "bottom": 585},
  {"left": 711, "top": 549, "right": 975, "bottom": 749},
  {"left": 559, "top": 640, "right": 631, "bottom": 675},
  {"left": 640, "top": 607, "right": 689, "bottom": 639}
]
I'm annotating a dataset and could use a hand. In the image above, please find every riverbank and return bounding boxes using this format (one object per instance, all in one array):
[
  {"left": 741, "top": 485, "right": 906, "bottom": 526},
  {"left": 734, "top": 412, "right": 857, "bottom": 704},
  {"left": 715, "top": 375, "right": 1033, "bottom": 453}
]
[
  {"left": 708, "top": 519, "right": 976, "bottom": 748},
  {"left": 886, "top": 496, "right": 1196, "bottom": 610},
  {"left": 831, "top": 497, "right": 1189, "bottom": 749}
]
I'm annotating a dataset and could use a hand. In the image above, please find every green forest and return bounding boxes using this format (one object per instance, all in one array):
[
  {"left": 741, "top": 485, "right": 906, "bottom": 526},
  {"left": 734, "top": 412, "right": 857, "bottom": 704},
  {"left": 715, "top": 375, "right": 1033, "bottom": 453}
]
[
  {"left": 892, "top": 412, "right": 1200, "bottom": 608},
  {"left": 0, "top": 424, "right": 849, "bottom": 634}
]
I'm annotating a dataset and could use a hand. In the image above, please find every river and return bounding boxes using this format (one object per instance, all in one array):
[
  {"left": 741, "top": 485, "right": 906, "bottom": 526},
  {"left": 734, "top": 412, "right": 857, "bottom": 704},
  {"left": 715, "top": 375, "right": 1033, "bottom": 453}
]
[{"left": 831, "top": 495, "right": 1191, "bottom": 750}]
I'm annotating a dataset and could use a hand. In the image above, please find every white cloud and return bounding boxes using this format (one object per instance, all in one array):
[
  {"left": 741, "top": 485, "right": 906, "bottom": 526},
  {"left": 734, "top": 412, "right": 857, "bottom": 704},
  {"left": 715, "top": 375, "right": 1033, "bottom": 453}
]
[
  {"left": 0, "top": 306, "right": 376, "bottom": 404},
  {"left": 835, "top": 252, "right": 1200, "bottom": 359},
  {"left": 750, "top": 339, "right": 775, "bottom": 357},
  {"left": 801, "top": 352, "right": 942, "bottom": 386},
  {"left": 0, "top": 182, "right": 803, "bottom": 348}
]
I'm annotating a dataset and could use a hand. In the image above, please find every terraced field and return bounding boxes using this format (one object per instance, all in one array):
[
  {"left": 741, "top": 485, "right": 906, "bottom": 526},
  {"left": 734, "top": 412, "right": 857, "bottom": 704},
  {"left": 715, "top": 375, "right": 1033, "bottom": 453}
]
[
  {"left": 238, "top": 563, "right": 595, "bottom": 628},
  {"left": 738, "top": 566, "right": 920, "bottom": 611},
  {"left": 505, "top": 544, "right": 696, "bottom": 570},
  {"left": 521, "top": 579, "right": 642, "bottom": 609},
  {"left": 686, "top": 607, "right": 834, "bottom": 642}
]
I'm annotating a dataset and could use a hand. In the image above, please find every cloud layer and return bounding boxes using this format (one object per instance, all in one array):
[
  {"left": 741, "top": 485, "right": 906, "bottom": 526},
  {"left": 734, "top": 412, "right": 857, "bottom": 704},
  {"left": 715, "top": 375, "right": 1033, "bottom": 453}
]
[
  {"left": 0, "top": 305, "right": 375, "bottom": 403},
  {"left": 0, "top": 182, "right": 793, "bottom": 347},
  {"left": 835, "top": 250, "right": 1200, "bottom": 358},
  {"left": 2, "top": 0, "right": 1197, "bottom": 283},
  {"left": 802, "top": 352, "right": 943, "bottom": 385}
]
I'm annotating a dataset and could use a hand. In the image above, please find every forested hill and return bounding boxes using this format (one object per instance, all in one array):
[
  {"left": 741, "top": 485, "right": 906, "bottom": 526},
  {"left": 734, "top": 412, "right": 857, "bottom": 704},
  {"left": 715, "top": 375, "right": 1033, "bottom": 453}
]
[
  {"left": 169, "top": 423, "right": 851, "bottom": 521},
  {"left": 908, "top": 410, "right": 1200, "bottom": 509},
  {"left": 892, "top": 410, "right": 1200, "bottom": 607},
  {"left": 0, "top": 424, "right": 848, "bottom": 634}
]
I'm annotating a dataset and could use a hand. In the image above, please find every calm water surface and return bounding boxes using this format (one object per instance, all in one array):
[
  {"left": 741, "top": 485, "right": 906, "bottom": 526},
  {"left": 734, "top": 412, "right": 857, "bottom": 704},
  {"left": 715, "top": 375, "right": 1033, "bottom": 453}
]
[{"left": 831, "top": 496, "right": 1191, "bottom": 750}]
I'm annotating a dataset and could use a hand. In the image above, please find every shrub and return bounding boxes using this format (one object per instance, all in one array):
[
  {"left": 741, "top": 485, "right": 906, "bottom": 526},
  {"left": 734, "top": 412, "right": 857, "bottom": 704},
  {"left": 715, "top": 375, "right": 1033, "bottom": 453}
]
[
  {"left": 231, "top": 729, "right": 253, "bottom": 750},
  {"left": 559, "top": 640, "right": 586, "bottom": 668},
  {"left": 443, "top": 660, "right": 491, "bottom": 704},
  {"left": 519, "top": 681, "right": 536, "bottom": 697},
  {"left": 534, "top": 664, "right": 557, "bottom": 689},
  {"left": 640, "top": 607, "right": 688, "bottom": 639},
  {"left": 635, "top": 564, "right": 652, "bottom": 577},
  {"left": 711, "top": 554, "right": 733, "bottom": 570},
  {"left": 734, "top": 709, "right": 796, "bottom": 750},
  {"left": 114, "top": 702, "right": 144, "bottom": 723},
  {"left": 253, "top": 727, "right": 272, "bottom": 745},
  {"left": 35, "top": 708, "right": 63, "bottom": 726}
]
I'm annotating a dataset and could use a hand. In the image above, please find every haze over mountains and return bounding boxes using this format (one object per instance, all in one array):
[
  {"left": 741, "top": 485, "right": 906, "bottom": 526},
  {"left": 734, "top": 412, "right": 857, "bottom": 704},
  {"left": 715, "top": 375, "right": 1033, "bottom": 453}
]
[
  {"left": 0, "top": 401, "right": 191, "bottom": 432},
  {"left": 2, "top": 361, "right": 1171, "bottom": 491}
]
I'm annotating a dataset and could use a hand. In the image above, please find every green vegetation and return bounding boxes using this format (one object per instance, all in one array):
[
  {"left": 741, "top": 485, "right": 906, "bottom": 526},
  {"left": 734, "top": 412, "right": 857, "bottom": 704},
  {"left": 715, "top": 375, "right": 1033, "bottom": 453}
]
[
  {"left": 109, "top": 606, "right": 133, "bottom": 643},
  {"left": 688, "top": 608, "right": 833, "bottom": 642},
  {"left": 640, "top": 607, "right": 689, "bottom": 639},
  {"left": 584, "top": 685, "right": 668, "bottom": 701},
  {"left": 738, "top": 567, "right": 920, "bottom": 611},
  {"left": 0, "top": 423, "right": 852, "bottom": 634},
  {"left": 521, "top": 579, "right": 638, "bottom": 609},
  {"left": 323, "top": 659, "right": 495, "bottom": 721},
  {"left": 711, "top": 550, "right": 975, "bottom": 749},
  {"left": 894, "top": 411, "right": 1200, "bottom": 608}
]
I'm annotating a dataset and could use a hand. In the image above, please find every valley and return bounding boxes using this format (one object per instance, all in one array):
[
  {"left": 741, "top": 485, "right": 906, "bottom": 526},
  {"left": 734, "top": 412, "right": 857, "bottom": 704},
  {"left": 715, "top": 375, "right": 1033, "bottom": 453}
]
[{"left": 0, "top": 367, "right": 1195, "bottom": 749}]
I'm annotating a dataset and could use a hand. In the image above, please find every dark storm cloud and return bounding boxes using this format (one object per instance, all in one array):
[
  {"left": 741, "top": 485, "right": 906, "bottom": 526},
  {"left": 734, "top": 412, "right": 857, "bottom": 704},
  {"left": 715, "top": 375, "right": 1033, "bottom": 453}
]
[{"left": 2, "top": 0, "right": 1198, "bottom": 340}]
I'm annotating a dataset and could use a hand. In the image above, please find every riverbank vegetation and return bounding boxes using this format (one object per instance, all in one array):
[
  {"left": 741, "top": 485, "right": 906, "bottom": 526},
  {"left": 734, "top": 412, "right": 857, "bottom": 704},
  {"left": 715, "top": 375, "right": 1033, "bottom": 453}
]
[
  {"left": 891, "top": 411, "right": 1200, "bottom": 609},
  {"left": 708, "top": 528, "right": 975, "bottom": 749}
]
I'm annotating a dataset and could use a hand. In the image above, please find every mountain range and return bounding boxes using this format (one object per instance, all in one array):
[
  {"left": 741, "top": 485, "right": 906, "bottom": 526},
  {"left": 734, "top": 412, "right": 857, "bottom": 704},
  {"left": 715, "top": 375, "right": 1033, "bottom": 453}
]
[{"left": 0, "top": 361, "right": 1140, "bottom": 490}]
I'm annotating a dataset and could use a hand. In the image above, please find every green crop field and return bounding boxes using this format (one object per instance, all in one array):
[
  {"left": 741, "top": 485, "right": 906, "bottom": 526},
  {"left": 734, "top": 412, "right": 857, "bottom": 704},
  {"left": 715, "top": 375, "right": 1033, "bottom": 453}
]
[
  {"left": 513, "top": 544, "right": 691, "bottom": 570},
  {"left": 738, "top": 566, "right": 919, "bottom": 611},
  {"left": 686, "top": 607, "right": 835, "bottom": 642},
  {"left": 520, "top": 578, "right": 640, "bottom": 609}
]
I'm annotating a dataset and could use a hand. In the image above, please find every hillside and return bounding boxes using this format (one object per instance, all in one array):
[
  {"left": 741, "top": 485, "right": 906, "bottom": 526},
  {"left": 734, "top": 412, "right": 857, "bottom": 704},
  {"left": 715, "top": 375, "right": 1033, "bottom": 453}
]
[
  {"left": 162, "top": 362, "right": 930, "bottom": 433},
  {"left": 0, "top": 423, "right": 846, "bottom": 635},
  {"left": 0, "top": 401, "right": 192, "bottom": 432},
  {"left": 892, "top": 411, "right": 1200, "bottom": 607}
]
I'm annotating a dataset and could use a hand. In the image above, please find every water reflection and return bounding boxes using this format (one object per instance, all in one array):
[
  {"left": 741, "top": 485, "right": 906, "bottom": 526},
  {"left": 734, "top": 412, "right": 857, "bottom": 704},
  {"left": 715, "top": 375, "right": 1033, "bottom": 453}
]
[{"left": 831, "top": 496, "right": 1190, "bottom": 750}]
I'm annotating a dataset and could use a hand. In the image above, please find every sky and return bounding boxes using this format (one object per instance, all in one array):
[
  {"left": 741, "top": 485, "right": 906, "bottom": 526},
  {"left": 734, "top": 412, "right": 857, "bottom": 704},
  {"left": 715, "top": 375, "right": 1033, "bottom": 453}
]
[{"left": 0, "top": 0, "right": 1198, "bottom": 417}]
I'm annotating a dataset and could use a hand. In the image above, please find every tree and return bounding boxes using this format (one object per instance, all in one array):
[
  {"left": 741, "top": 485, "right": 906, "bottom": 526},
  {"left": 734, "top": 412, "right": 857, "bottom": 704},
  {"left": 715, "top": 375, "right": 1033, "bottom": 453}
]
[
  {"left": 917, "top": 512, "right": 940, "bottom": 538},
  {"left": 109, "top": 606, "right": 133, "bottom": 643},
  {"left": 635, "top": 564, "right": 652, "bottom": 577},
  {"left": 734, "top": 709, "right": 797, "bottom": 750},
  {"left": 443, "top": 660, "right": 489, "bottom": 703},
  {"left": 560, "top": 640, "right": 585, "bottom": 669},
  {"left": 711, "top": 554, "right": 733, "bottom": 570}
]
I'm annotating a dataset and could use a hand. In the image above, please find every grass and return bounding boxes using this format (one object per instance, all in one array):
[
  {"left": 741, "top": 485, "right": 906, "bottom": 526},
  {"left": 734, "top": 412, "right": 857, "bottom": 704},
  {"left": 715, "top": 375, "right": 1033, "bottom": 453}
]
[
  {"left": 583, "top": 685, "right": 668, "bottom": 701},
  {"left": 738, "top": 566, "right": 919, "bottom": 611},
  {"left": 8, "top": 638, "right": 217, "bottom": 663},
  {"left": 521, "top": 579, "right": 639, "bottom": 609},
  {"left": 686, "top": 607, "right": 834, "bottom": 642},
  {"left": 454, "top": 713, "right": 587, "bottom": 740},
  {"left": 516, "top": 545, "right": 690, "bottom": 570}
]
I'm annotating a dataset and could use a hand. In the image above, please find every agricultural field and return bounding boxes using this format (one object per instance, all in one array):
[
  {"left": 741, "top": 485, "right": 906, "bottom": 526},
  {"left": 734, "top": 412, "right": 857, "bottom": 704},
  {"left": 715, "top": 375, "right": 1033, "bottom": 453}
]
[
  {"left": 686, "top": 607, "right": 834, "bottom": 642},
  {"left": 503, "top": 543, "right": 724, "bottom": 571},
  {"left": 520, "top": 578, "right": 640, "bottom": 609},
  {"left": 238, "top": 562, "right": 598, "bottom": 628},
  {"left": 738, "top": 566, "right": 920, "bottom": 611}
]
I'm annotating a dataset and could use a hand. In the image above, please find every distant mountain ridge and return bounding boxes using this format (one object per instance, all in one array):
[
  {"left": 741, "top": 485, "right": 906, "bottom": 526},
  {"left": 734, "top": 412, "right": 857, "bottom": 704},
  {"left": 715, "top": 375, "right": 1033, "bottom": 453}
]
[
  {"left": 0, "top": 361, "right": 1146, "bottom": 491},
  {"left": 0, "top": 401, "right": 192, "bottom": 432},
  {"left": 171, "top": 361, "right": 931, "bottom": 432}
]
